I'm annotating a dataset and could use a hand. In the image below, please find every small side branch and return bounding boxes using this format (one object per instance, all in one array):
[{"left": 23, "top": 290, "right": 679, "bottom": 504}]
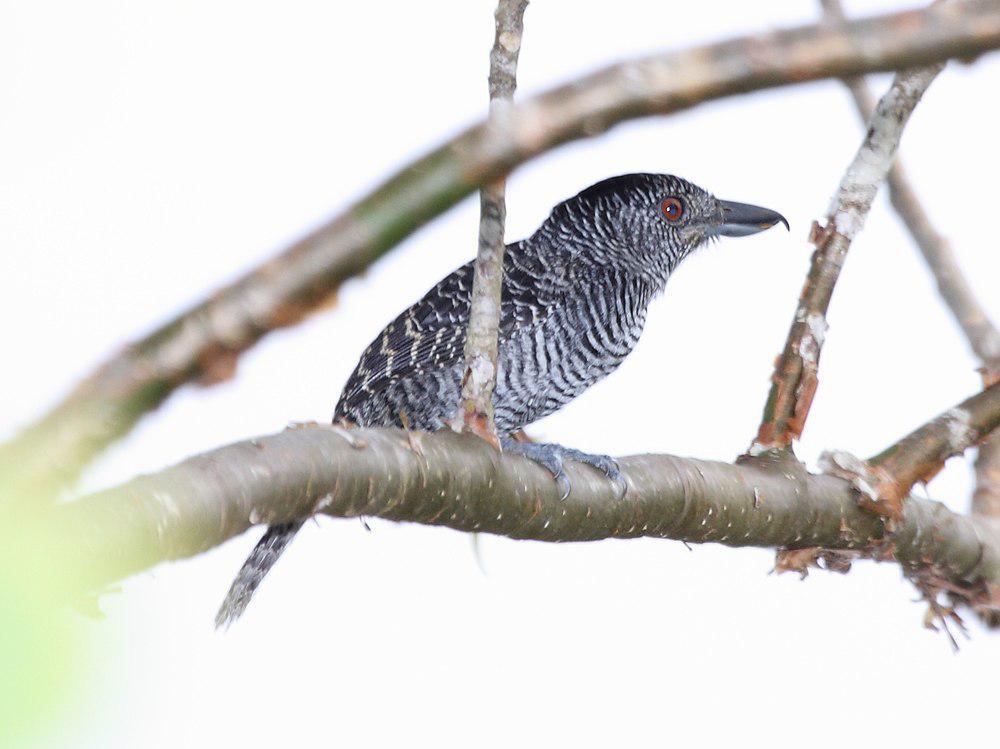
[
  {"left": 861, "top": 381, "right": 1000, "bottom": 518},
  {"left": 751, "top": 64, "right": 944, "bottom": 453},
  {"left": 457, "top": 0, "right": 528, "bottom": 440}
]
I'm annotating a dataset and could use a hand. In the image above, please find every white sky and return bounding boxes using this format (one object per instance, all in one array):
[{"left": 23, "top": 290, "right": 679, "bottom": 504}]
[{"left": 2, "top": 0, "right": 999, "bottom": 746}]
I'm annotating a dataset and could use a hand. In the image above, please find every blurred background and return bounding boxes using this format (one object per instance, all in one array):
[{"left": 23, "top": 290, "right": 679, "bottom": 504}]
[{"left": 2, "top": 0, "right": 998, "bottom": 746}]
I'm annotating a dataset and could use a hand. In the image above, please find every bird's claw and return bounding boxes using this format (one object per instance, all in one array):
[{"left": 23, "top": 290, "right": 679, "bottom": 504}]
[
  {"left": 601, "top": 461, "right": 629, "bottom": 501},
  {"left": 502, "top": 440, "right": 628, "bottom": 500}
]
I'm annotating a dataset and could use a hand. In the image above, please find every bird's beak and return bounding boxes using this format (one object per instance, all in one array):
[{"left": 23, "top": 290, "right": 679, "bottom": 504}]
[{"left": 715, "top": 199, "right": 789, "bottom": 237}]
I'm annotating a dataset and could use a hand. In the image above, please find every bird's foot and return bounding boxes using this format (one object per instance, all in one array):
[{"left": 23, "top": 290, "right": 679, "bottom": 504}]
[{"left": 501, "top": 439, "right": 628, "bottom": 500}]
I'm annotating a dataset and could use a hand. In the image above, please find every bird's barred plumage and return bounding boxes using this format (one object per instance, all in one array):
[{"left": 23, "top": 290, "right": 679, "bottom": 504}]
[
  {"left": 334, "top": 173, "right": 706, "bottom": 433},
  {"left": 334, "top": 250, "right": 655, "bottom": 433},
  {"left": 216, "top": 173, "right": 787, "bottom": 626}
]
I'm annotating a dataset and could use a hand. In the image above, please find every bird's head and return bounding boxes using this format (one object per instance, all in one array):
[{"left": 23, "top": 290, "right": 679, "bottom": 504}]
[{"left": 539, "top": 173, "right": 787, "bottom": 284}]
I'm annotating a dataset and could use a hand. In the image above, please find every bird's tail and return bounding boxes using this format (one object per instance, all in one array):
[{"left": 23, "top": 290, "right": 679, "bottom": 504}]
[{"left": 215, "top": 519, "right": 305, "bottom": 629}]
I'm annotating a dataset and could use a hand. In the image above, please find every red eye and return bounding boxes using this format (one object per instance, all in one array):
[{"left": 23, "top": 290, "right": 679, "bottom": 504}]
[{"left": 661, "top": 197, "right": 684, "bottom": 221}]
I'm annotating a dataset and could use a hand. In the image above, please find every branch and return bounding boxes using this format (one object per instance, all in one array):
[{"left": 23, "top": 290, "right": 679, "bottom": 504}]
[
  {"left": 822, "top": 381, "right": 1000, "bottom": 518},
  {"left": 457, "top": 0, "right": 528, "bottom": 439},
  {"left": 47, "top": 424, "right": 1000, "bottom": 620},
  {"left": 817, "top": 379, "right": 1000, "bottom": 635},
  {"left": 751, "top": 63, "right": 944, "bottom": 453},
  {"left": 820, "top": 0, "right": 1000, "bottom": 519},
  {"left": 5, "top": 3, "right": 1000, "bottom": 504},
  {"left": 872, "top": 382, "right": 1000, "bottom": 495}
]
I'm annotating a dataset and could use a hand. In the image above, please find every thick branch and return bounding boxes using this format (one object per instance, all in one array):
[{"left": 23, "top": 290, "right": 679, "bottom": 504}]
[
  {"left": 49, "top": 426, "right": 1000, "bottom": 604},
  {"left": 752, "top": 64, "right": 944, "bottom": 453},
  {"left": 457, "top": 0, "right": 528, "bottom": 437},
  {"left": 5, "top": 3, "right": 1000, "bottom": 504}
]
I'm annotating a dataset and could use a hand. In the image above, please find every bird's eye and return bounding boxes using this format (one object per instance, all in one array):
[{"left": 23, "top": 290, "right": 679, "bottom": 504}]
[{"left": 661, "top": 197, "right": 684, "bottom": 222}]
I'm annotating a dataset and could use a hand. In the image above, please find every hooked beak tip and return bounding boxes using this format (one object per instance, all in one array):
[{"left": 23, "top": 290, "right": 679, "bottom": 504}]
[{"left": 716, "top": 199, "right": 789, "bottom": 238}]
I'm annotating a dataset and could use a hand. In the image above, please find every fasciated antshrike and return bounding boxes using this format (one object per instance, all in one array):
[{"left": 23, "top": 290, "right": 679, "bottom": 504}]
[{"left": 216, "top": 173, "right": 787, "bottom": 627}]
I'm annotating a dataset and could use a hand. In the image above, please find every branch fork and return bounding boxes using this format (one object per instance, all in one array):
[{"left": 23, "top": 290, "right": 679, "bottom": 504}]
[{"left": 819, "top": 0, "right": 1000, "bottom": 523}]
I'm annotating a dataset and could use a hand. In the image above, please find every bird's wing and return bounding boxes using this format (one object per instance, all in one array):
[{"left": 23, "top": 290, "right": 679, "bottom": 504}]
[{"left": 336, "top": 246, "right": 561, "bottom": 418}]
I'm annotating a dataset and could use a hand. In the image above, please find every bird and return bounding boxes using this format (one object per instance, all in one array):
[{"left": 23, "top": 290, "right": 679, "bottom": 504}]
[{"left": 215, "top": 172, "right": 787, "bottom": 627}]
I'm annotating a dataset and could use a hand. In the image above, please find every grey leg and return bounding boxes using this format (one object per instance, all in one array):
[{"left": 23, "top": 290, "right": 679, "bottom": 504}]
[{"left": 501, "top": 439, "right": 628, "bottom": 500}]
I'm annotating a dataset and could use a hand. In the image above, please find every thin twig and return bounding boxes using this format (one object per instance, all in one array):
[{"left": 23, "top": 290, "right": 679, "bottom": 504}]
[
  {"left": 751, "top": 64, "right": 945, "bottom": 454},
  {"left": 456, "top": 0, "right": 528, "bottom": 441},
  {"left": 4, "top": 3, "right": 1000, "bottom": 505},
  {"left": 821, "top": 0, "right": 1000, "bottom": 518}
]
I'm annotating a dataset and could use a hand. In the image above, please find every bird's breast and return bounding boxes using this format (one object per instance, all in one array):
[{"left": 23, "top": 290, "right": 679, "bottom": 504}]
[{"left": 493, "top": 288, "right": 649, "bottom": 431}]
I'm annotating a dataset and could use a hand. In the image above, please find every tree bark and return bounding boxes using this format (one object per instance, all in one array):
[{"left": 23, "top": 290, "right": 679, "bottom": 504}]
[{"left": 46, "top": 421, "right": 1000, "bottom": 614}]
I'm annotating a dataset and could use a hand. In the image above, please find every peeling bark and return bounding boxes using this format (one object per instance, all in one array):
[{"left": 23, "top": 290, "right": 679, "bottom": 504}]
[{"left": 752, "top": 64, "right": 944, "bottom": 453}]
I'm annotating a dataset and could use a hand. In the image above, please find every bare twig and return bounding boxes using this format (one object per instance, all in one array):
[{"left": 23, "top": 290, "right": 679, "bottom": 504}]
[
  {"left": 456, "top": 0, "right": 528, "bottom": 441},
  {"left": 821, "top": 0, "right": 1000, "bottom": 519},
  {"left": 751, "top": 64, "right": 944, "bottom": 454},
  {"left": 42, "top": 425, "right": 1000, "bottom": 610},
  {"left": 4, "top": 3, "right": 1000, "bottom": 505}
]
